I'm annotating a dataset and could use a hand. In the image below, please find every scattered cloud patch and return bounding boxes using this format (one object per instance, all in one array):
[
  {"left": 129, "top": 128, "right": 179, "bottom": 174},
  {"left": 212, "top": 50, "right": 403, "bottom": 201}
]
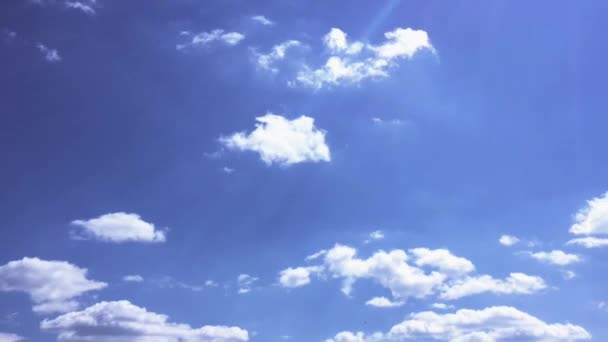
[
  {"left": 430, "top": 303, "right": 454, "bottom": 310},
  {"left": 0, "top": 257, "right": 106, "bottom": 314},
  {"left": 71, "top": 212, "right": 167, "bottom": 243},
  {"left": 527, "top": 250, "right": 581, "bottom": 266},
  {"left": 365, "top": 296, "right": 404, "bottom": 308},
  {"left": 220, "top": 113, "right": 330, "bottom": 166},
  {"left": 177, "top": 29, "right": 245, "bottom": 50},
  {"left": 297, "top": 27, "right": 434, "bottom": 89},
  {"left": 562, "top": 270, "right": 577, "bottom": 280},
  {"left": 64, "top": 0, "right": 97, "bottom": 14},
  {"left": 567, "top": 236, "right": 608, "bottom": 248},
  {"left": 153, "top": 276, "right": 206, "bottom": 292},
  {"left": 409, "top": 248, "right": 475, "bottom": 276},
  {"left": 279, "top": 266, "right": 323, "bottom": 288},
  {"left": 364, "top": 230, "right": 384, "bottom": 243},
  {"left": 439, "top": 273, "right": 546, "bottom": 300},
  {"left": 251, "top": 15, "right": 274, "bottom": 26},
  {"left": 36, "top": 43, "right": 61, "bottom": 63},
  {"left": 327, "top": 306, "right": 590, "bottom": 341},
  {"left": 237, "top": 274, "right": 258, "bottom": 294},
  {"left": 122, "top": 275, "right": 144, "bottom": 283},
  {"left": 222, "top": 166, "right": 235, "bottom": 174},
  {"left": 569, "top": 191, "right": 608, "bottom": 235},
  {"left": 0, "top": 333, "right": 22, "bottom": 342},
  {"left": 371, "top": 117, "right": 404, "bottom": 126},
  {"left": 499, "top": 234, "right": 520, "bottom": 246},
  {"left": 305, "top": 249, "right": 327, "bottom": 261},
  {"left": 41, "top": 300, "right": 249, "bottom": 341},
  {"left": 253, "top": 40, "right": 302, "bottom": 73}
]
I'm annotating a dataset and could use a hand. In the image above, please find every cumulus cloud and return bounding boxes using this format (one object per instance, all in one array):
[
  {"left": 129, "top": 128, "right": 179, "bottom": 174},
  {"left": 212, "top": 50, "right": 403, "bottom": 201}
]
[
  {"left": 570, "top": 191, "right": 608, "bottom": 235},
  {"left": 567, "top": 236, "right": 608, "bottom": 248},
  {"left": 297, "top": 27, "right": 433, "bottom": 89},
  {"left": 237, "top": 274, "right": 258, "bottom": 294},
  {"left": 36, "top": 43, "right": 61, "bottom": 63},
  {"left": 71, "top": 212, "right": 167, "bottom": 243},
  {"left": 528, "top": 250, "right": 582, "bottom": 266},
  {"left": 41, "top": 300, "right": 249, "bottom": 341},
  {"left": 365, "top": 297, "right": 404, "bottom": 308},
  {"left": 409, "top": 248, "right": 475, "bottom": 276},
  {"left": 251, "top": 15, "right": 274, "bottom": 26},
  {"left": 499, "top": 234, "right": 520, "bottom": 246},
  {"left": 0, "top": 333, "right": 22, "bottom": 342},
  {"left": 122, "top": 275, "right": 144, "bottom": 283},
  {"left": 0, "top": 257, "right": 106, "bottom": 314},
  {"left": 439, "top": 272, "right": 546, "bottom": 300},
  {"left": 220, "top": 113, "right": 330, "bottom": 166},
  {"left": 177, "top": 29, "right": 245, "bottom": 50},
  {"left": 253, "top": 40, "right": 302, "bottom": 72},
  {"left": 279, "top": 266, "right": 323, "bottom": 288}
]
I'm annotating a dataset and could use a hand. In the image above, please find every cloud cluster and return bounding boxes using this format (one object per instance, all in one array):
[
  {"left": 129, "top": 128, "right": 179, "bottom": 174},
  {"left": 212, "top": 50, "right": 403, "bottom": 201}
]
[
  {"left": 253, "top": 40, "right": 302, "bottom": 73},
  {"left": 237, "top": 274, "right": 258, "bottom": 294},
  {"left": 221, "top": 113, "right": 330, "bottom": 166},
  {"left": 0, "top": 333, "right": 23, "bottom": 342},
  {"left": 296, "top": 27, "right": 434, "bottom": 89},
  {"left": 36, "top": 43, "right": 61, "bottom": 63},
  {"left": 41, "top": 300, "right": 249, "bottom": 341},
  {"left": 326, "top": 306, "right": 590, "bottom": 342},
  {"left": 567, "top": 192, "right": 608, "bottom": 248},
  {"left": 0, "top": 257, "right": 106, "bottom": 314},
  {"left": 279, "top": 244, "right": 545, "bottom": 305},
  {"left": 71, "top": 212, "right": 167, "bottom": 243}
]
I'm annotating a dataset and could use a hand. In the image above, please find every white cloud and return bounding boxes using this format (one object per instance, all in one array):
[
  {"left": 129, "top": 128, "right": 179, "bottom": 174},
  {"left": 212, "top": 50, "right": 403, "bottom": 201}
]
[
  {"left": 177, "top": 29, "right": 245, "bottom": 50},
  {"left": 0, "top": 257, "right": 106, "bottom": 314},
  {"left": 279, "top": 266, "right": 322, "bottom": 288},
  {"left": 430, "top": 303, "right": 454, "bottom": 310},
  {"left": 371, "top": 117, "right": 404, "bottom": 126},
  {"left": 297, "top": 27, "right": 433, "bottom": 89},
  {"left": 570, "top": 191, "right": 608, "bottom": 235},
  {"left": 598, "top": 301, "right": 607, "bottom": 311},
  {"left": 41, "top": 300, "right": 249, "bottom": 341},
  {"left": 528, "top": 250, "right": 581, "bottom": 266},
  {"left": 64, "top": 0, "right": 96, "bottom": 14},
  {"left": 0, "top": 333, "right": 22, "bottom": 342},
  {"left": 36, "top": 43, "right": 61, "bottom": 62},
  {"left": 122, "top": 275, "right": 144, "bottom": 283},
  {"left": 205, "top": 280, "right": 218, "bottom": 287},
  {"left": 439, "top": 272, "right": 546, "bottom": 300},
  {"left": 71, "top": 212, "right": 166, "bottom": 243},
  {"left": 222, "top": 166, "right": 235, "bottom": 174},
  {"left": 220, "top": 113, "right": 330, "bottom": 166},
  {"left": 365, "top": 297, "right": 404, "bottom": 308},
  {"left": 567, "top": 236, "right": 608, "bottom": 248},
  {"left": 237, "top": 274, "right": 258, "bottom": 294},
  {"left": 409, "top": 248, "right": 475, "bottom": 276},
  {"left": 251, "top": 15, "right": 274, "bottom": 26},
  {"left": 364, "top": 230, "right": 384, "bottom": 243},
  {"left": 306, "top": 249, "right": 327, "bottom": 261},
  {"left": 499, "top": 234, "right": 520, "bottom": 246},
  {"left": 562, "top": 270, "right": 577, "bottom": 280},
  {"left": 327, "top": 306, "right": 590, "bottom": 342},
  {"left": 254, "top": 40, "right": 301, "bottom": 72}
]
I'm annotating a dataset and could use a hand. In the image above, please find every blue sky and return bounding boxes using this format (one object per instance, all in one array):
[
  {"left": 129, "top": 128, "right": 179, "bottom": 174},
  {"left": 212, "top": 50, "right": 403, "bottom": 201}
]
[{"left": 1, "top": 0, "right": 608, "bottom": 341}]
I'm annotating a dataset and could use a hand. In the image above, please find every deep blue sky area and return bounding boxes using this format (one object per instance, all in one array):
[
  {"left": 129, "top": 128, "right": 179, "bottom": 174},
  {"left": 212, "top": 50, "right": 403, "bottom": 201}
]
[{"left": 1, "top": 1, "right": 607, "bottom": 341}]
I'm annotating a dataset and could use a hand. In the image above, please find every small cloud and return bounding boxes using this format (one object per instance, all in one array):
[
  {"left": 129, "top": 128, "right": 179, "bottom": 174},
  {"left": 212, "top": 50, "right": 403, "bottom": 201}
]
[
  {"left": 71, "top": 212, "right": 167, "bottom": 243},
  {"left": 430, "top": 303, "right": 455, "bottom": 310},
  {"left": 562, "top": 270, "right": 576, "bottom": 280},
  {"left": 365, "top": 296, "right": 404, "bottom": 308},
  {"left": 499, "top": 234, "right": 520, "bottom": 246},
  {"left": 122, "top": 275, "right": 144, "bottom": 283},
  {"left": 64, "top": 1, "right": 97, "bottom": 15},
  {"left": 305, "top": 249, "right": 327, "bottom": 261},
  {"left": 364, "top": 230, "right": 384, "bottom": 243},
  {"left": 567, "top": 236, "right": 608, "bottom": 248},
  {"left": 36, "top": 43, "right": 61, "bottom": 63},
  {"left": 598, "top": 301, "right": 608, "bottom": 311},
  {"left": 222, "top": 166, "right": 235, "bottom": 174},
  {"left": 205, "top": 280, "right": 219, "bottom": 287},
  {"left": 237, "top": 274, "right": 258, "bottom": 294},
  {"left": 251, "top": 15, "right": 274, "bottom": 26},
  {"left": 177, "top": 29, "right": 244, "bottom": 50},
  {"left": 569, "top": 191, "right": 608, "bottom": 236},
  {"left": 526, "top": 250, "right": 581, "bottom": 266},
  {"left": 253, "top": 40, "right": 302, "bottom": 73}
]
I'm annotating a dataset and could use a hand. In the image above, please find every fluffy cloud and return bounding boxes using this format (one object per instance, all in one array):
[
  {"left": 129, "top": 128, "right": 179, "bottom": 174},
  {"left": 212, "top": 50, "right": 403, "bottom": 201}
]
[
  {"left": 567, "top": 236, "right": 608, "bottom": 248},
  {"left": 41, "top": 300, "right": 249, "bottom": 341},
  {"left": 499, "top": 234, "right": 520, "bottom": 246},
  {"left": 430, "top": 303, "right": 454, "bottom": 310},
  {"left": 254, "top": 40, "right": 302, "bottom": 72},
  {"left": 528, "top": 250, "right": 582, "bottom": 266},
  {"left": 365, "top": 297, "right": 404, "bottom": 308},
  {"left": 297, "top": 27, "right": 433, "bottom": 89},
  {"left": 439, "top": 273, "right": 546, "bottom": 300},
  {"left": 237, "top": 274, "right": 258, "bottom": 294},
  {"left": 36, "top": 43, "right": 61, "bottom": 63},
  {"left": 71, "top": 212, "right": 167, "bottom": 243},
  {"left": 569, "top": 191, "right": 608, "bottom": 235},
  {"left": 220, "top": 114, "right": 330, "bottom": 166},
  {"left": 279, "top": 266, "right": 322, "bottom": 288},
  {"left": 0, "top": 257, "right": 106, "bottom": 314},
  {"left": 0, "top": 333, "right": 23, "bottom": 342},
  {"left": 251, "top": 15, "right": 274, "bottom": 26},
  {"left": 327, "top": 306, "right": 590, "bottom": 342},
  {"left": 409, "top": 248, "right": 475, "bottom": 276},
  {"left": 177, "top": 29, "right": 245, "bottom": 50},
  {"left": 123, "top": 274, "right": 144, "bottom": 283}
]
